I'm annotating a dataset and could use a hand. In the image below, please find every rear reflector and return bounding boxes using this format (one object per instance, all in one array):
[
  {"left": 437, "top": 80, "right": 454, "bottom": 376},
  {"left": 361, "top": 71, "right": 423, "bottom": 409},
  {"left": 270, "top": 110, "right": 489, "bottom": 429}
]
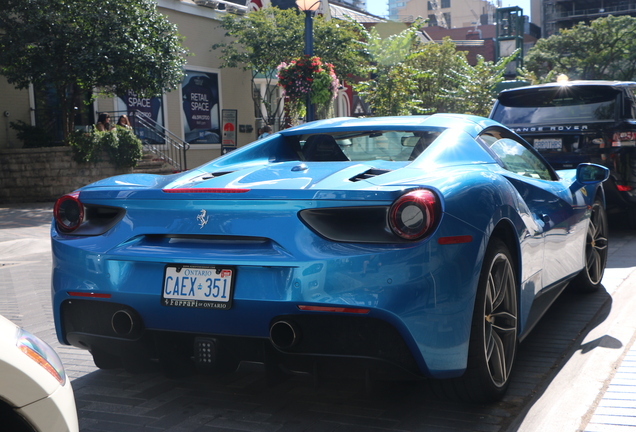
[
  {"left": 68, "top": 292, "right": 112, "bottom": 299},
  {"left": 617, "top": 184, "right": 632, "bottom": 192},
  {"left": 163, "top": 188, "right": 250, "bottom": 193},
  {"left": 438, "top": 235, "right": 473, "bottom": 245},
  {"left": 298, "top": 305, "right": 370, "bottom": 314}
]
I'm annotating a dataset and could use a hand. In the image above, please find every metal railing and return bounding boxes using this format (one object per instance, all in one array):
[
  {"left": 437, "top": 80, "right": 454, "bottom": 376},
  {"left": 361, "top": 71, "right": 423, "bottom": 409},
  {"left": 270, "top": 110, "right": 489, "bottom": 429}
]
[{"left": 131, "top": 112, "right": 189, "bottom": 172}]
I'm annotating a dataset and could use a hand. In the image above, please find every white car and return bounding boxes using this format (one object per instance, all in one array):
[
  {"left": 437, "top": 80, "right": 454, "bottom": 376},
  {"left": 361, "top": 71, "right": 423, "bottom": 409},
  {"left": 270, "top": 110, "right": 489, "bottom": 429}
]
[{"left": 0, "top": 314, "right": 78, "bottom": 432}]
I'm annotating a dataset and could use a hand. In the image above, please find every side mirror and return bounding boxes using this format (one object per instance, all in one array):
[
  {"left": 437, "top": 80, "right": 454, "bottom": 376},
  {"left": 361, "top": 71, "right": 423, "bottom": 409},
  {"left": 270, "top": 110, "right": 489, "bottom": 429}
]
[{"left": 576, "top": 163, "right": 609, "bottom": 184}]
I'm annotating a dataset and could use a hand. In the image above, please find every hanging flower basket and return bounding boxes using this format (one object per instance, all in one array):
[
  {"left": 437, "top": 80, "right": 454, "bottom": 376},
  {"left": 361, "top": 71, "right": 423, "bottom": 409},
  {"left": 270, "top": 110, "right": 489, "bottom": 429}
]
[{"left": 277, "top": 55, "right": 339, "bottom": 124}]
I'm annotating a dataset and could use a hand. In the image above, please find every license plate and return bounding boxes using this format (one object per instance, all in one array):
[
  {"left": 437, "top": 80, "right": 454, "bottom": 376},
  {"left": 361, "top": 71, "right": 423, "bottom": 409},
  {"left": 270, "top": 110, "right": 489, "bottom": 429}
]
[
  {"left": 162, "top": 265, "right": 234, "bottom": 310},
  {"left": 533, "top": 138, "right": 562, "bottom": 150}
]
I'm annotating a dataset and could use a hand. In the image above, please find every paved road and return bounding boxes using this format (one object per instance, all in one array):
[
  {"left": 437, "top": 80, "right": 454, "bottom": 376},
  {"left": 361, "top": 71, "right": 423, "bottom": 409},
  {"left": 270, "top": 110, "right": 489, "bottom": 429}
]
[{"left": 1, "top": 203, "right": 635, "bottom": 431}]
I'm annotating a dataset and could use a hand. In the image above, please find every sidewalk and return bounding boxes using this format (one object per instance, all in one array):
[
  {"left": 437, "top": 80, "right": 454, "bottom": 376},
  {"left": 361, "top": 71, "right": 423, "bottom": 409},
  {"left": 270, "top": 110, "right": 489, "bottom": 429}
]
[
  {"left": 584, "top": 230, "right": 636, "bottom": 431},
  {"left": 586, "top": 345, "right": 636, "bottom": 431},
  {"left": 515, "top": 226, "right": 636, "bottom": 432}
]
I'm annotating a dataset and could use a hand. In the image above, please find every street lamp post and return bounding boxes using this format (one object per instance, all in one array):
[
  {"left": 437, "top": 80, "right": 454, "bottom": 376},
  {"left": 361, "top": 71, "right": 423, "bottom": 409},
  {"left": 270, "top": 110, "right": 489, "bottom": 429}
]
[{"left": 296, "top": 0, "right": 321, "bottom": 122}]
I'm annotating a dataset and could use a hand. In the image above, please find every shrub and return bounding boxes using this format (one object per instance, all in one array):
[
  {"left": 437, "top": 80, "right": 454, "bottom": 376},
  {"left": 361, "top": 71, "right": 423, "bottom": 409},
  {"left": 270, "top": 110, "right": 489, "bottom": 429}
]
[
  {"left": 68, "top": 127, "right": 143, "bottom": 167},
  {"left": 68, "top": 130, "right": 101, "bottom": 163},
  {"left": 110, "top": 127, "right": 143, "bottom": 168},
  {"left": 10, "top": 121, "right": 58, "bottom": 148}
]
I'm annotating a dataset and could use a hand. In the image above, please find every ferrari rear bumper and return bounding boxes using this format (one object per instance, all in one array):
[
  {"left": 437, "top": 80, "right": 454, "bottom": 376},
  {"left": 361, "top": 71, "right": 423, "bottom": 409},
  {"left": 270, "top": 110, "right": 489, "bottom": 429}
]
[{"left": 60, "top": 299, "right": 425, "bottom": 380}]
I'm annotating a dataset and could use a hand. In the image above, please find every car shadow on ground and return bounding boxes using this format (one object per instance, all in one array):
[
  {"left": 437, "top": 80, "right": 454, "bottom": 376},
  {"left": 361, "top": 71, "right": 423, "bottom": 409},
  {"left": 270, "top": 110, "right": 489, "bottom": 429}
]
[{"left": 69, "top": 285, "right": 613, "bottom": 432}]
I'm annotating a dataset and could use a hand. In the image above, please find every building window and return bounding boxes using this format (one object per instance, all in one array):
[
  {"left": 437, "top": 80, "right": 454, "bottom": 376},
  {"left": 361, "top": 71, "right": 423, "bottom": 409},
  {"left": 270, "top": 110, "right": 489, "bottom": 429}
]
[{"left": 441, "top": 0, "right": 450, "bottom": 8}]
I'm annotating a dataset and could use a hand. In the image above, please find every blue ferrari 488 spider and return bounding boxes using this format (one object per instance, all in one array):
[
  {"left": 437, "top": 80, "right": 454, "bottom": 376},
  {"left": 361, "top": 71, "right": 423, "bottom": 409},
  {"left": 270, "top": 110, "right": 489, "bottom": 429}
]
[{"left": 51, "top": 114, "right": 609, "bottom": 402}]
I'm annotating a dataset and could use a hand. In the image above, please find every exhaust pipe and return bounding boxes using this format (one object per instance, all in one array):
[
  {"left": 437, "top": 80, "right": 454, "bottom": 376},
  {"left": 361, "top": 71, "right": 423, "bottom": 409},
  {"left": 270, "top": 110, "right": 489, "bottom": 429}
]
[
  {"left": 111, "top": 310, "right": 135, "bottom": 336},
  {"left": 270, "top": 320, "right": 301, "bottom": 349}
]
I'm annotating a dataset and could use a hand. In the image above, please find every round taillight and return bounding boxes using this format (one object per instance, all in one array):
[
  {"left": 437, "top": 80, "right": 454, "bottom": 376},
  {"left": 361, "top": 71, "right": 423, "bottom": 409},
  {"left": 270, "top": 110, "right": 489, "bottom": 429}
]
[
  {"left": 389, "top": 189, "right": 437, "bottom": 240},
  {"left": 54, "top": 192, "right": 84, "bottom": 233}
]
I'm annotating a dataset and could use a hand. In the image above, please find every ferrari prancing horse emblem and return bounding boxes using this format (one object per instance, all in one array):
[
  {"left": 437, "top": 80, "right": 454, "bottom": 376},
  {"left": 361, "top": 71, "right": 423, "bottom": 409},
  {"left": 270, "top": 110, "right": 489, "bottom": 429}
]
[{"left": 197, "top": 209, "right": 209, "bottom": 228}]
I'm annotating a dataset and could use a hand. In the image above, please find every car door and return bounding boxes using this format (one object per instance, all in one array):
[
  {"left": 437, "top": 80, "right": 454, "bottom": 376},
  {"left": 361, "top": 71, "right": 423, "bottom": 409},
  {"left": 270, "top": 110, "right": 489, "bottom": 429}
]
[{"left": 478, "top": 129, "right": 587, "bottom": 292}]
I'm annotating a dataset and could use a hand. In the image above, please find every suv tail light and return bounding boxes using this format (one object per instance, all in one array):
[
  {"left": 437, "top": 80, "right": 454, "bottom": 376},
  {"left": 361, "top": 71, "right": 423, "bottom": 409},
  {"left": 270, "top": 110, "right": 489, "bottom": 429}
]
[
  {"left": 612, "top": 131, "right": 636, "bottom": 147},
  {"left": 389, "top": 189, "right": 438, "bottom": 240},
  {"left": 54, "top": 192, "right": 84, "bottom": 233}
]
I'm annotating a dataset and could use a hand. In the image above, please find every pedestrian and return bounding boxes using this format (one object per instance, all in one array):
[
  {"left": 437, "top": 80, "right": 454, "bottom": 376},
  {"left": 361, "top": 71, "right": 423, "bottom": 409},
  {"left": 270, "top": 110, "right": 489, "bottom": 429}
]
[
  {"left": 95, "top": 113, "right": 112, "bottom": 131},
  {"left": 258, "top": 125, "right": 272, "bottom": 139},
  {"left": 116, "top": 115, "right": 132, "bottom": 129}
]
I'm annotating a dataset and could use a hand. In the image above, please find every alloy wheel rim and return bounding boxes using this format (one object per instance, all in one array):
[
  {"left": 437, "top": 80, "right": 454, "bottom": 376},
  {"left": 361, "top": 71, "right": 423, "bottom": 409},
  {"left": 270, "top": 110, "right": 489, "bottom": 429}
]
[
  {"left": 585, "top": 205, "right": 608, "bottom": 285},
  {"left": 483, "top": 252, "right": 517, "bottom": 387}
]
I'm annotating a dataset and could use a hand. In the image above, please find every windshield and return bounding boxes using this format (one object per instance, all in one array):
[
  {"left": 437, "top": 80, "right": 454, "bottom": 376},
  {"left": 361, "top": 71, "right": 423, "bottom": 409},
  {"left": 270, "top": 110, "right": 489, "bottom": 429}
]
[
  {"left": 288, "top": 129, "right": 445, "bottom": 162},
  {"left": 492, "top": 86, "right": 621, "bottom": 125}
]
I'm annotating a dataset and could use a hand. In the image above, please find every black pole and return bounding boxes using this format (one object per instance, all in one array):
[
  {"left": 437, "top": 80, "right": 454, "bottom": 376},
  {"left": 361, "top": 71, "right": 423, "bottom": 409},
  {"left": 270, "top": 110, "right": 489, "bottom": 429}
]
[{"left": 304, "top": 10, "right": 315, "bottom": 122}]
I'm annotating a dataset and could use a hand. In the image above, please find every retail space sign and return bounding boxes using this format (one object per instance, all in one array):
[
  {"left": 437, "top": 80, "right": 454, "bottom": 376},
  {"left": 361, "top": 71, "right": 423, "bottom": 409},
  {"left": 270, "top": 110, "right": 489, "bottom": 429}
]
[
  {"left": 116, "top": 90, "right": 163, "bottom": 126},
  {"left": 222, "top": 109, "right": 237, "bottom": 147},
  {"left": 182, "top": 70, "right": 220, "bottom": 144}
]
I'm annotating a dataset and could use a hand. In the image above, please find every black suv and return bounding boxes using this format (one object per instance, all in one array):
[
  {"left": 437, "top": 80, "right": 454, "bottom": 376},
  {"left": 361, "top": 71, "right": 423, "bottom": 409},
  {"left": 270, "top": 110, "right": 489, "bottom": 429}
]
[{"left": 490, "top": 80, "right": 636, "bottom": 226}]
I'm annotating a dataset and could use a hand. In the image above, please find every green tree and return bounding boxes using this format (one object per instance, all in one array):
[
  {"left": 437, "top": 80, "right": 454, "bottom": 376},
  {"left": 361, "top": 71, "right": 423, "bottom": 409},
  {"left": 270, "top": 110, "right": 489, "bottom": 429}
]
[
  {"left": 525, "top": 15, "right": 636, "bottom": 81},
  {"left": 357, "top": 26, "right": 515, "bottom": 117},
  {"left": 0, "top": 0, "right": 188, "bottom": 140},
  {"left": 446, "top": 53, "right": 518, "bottom": 116},
  {"left": 407, "top": 38, "right": 467, "bottom": 114},
  {"left": 212, "top": 7, "right": 368, "bottom": 125},
  {"left": 353, "top": 23, "right": 424, "bottom": 116}
]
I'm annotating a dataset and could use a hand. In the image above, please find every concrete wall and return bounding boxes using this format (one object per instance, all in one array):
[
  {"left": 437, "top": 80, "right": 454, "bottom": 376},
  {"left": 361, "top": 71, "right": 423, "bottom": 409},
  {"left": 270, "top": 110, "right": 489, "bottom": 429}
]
[{"left": 0, "top": 147, "right": 132, "bottom": 203}]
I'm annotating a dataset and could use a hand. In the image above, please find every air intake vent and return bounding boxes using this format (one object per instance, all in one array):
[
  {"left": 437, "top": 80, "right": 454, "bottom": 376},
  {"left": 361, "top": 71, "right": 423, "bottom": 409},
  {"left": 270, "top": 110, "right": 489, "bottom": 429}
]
[
  {"left": 201, "top": 171, "right": 234, "bottom": 180},
  {"left": 349, "top": 169, "right": 391, "bottom": 182}
]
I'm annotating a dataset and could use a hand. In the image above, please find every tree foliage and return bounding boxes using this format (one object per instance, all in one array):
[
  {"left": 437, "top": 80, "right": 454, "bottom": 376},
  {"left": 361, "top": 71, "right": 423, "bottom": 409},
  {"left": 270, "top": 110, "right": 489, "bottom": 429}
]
[
  {"left": 212, "top": 7, "right": 368, "bottom": 125},
  {"left": 356, "top": 24, "right": 514, "bottom": 117},
  {"left": 353, "top": 24, "right": 424, "bottom": 116},
  {"left": 525, "top": 15, "right": 636, "bottom": 82},
  {"left": 406, "top": 38, "right": 467, "bottom": 114},
  {"left": 445, "top": 52, "right": 518, "bottom": 116},
  {"left": 0, "top": 0, "right": 188, "bottom": 140}
]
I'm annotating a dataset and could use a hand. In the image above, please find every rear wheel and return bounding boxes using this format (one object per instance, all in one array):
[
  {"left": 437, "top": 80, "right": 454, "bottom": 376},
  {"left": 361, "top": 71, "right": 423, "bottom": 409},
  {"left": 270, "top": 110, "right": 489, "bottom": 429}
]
[
  {"left": 628, "top": 207, "right": 636, "bottom": 230},
  {"left": 438, "top": 238, "right": 518, "bottom": 403},
  {"left": 572, "top": 200, "right": 608, "bottom": 293}
]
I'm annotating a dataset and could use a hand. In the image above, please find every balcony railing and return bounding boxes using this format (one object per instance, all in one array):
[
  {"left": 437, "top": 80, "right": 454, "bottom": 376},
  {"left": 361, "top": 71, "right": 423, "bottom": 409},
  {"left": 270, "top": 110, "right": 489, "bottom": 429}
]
[{"left": 554, "top": 3, "right": 636, "bottom": 20}]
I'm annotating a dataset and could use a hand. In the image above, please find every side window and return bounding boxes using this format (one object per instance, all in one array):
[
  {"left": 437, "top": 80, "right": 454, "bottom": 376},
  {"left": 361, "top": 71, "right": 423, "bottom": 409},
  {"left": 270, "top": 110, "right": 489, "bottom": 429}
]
[
  {"left": 626, "top": 87, "right": 636, "bottom": 120},
  {"left": 479, "top": 134, "right": 554, "bottom": 181}
]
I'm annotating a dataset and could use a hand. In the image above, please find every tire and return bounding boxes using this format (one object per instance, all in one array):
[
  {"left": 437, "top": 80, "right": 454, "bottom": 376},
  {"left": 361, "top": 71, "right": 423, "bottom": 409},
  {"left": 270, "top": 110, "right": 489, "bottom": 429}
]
[
  {"left": 572, "top": 200, "right": 608, "bottom": 293},
  {"left": 627, "top": 206, "right": 636, "bottom": 230},
  {"left": 0, "top": 402, "right": 36, "bottom": 432},
  {"left": 437, "top": 238, "right": 518, "bottom": 403}
]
